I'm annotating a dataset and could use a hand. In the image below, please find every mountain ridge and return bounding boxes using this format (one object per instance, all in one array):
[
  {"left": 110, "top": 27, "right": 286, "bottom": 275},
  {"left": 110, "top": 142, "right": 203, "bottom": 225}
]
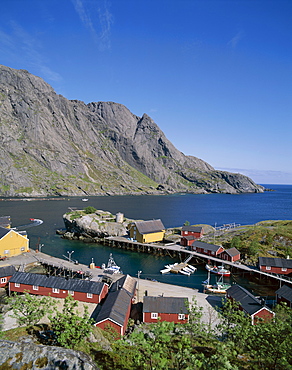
[{"left": 0, "top": 65, "right": 264, "bottom": 196}]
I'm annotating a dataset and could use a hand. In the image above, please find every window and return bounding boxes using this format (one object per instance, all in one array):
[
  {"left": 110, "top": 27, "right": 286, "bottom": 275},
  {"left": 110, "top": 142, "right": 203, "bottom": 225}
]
[
  {"left": 68, "top": 290, "right": 74, "bottom": 296},
  {"left": 151, "top": 312, "right": 158, "bottom": 319},
  {"left": 178, "top": 314, "right": 185, "bottom": 320},
  {"left": 282, "top": 268, "right": 287, "bottom": 272},
  {"left": 87, "top": 293, "right": 93, "bottom": 299},
  {"left": 52, "top": 288, "right": 59, "bottom": 294},
  {"left": 4, "top": 250, "right": 9, "bottom": 255},
  {"left": 266, "top": 266, "right": 271, "bottom": 271},
  {"left": 204, "top": 249, "right": 208, "bottom": 253},
  {"left": 20, "top": 247, "right": 25, "bottom": 251},
  {"left": 33, "top": 285, "right": 39, "bottom": 291},
  {"left": 1, "top": 277, "right": 7, "bottom": 284},
  {"left": 15, "top": 283, "right": 20, "bottom": 288}
]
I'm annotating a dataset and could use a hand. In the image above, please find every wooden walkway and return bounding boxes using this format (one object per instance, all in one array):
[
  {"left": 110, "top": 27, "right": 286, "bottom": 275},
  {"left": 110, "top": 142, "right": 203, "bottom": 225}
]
[{"left": 105, "top": 236, "right": 292, "bottom": 286}]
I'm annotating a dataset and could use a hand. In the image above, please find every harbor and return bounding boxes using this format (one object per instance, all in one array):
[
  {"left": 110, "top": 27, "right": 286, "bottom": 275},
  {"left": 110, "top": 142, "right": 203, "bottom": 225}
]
[{"left": 105, "top": 235, "right": 292, "bottom": 288}]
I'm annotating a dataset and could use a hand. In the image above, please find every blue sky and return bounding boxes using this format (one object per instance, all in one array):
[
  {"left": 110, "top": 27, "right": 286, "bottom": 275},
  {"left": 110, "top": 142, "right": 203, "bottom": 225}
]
[{"left": 1, "top": 0, "right": 291, "bottom": 184}]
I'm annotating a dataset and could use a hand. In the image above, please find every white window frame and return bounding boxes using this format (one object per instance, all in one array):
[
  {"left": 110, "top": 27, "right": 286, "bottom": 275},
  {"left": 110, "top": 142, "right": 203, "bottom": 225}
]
[
  {"left": 282, "top": 268, "right": 287, "bottom": 272},
  {"left": 87, "top": 293, "right": 93, "bottom": 299},
  {"left": 1, "top": 277, "right": 7, "bottom": 284},
  {"left": 68, "top": 290, "right": 74, "bottom": 296},
  {"left": 52, "top": 288, "right": 60, "bottom": 294},
  {"left": 151, "top": 312, "right": 158, "bottom": 319},
  {"left": 15, "top": 282, "right": 20, "bottom": 288},
  {"left": 178, "top": 313, "right": 185, "bottom": 320},
  {"left": 266, "top": 266, "right": 271, "bottom": 271},
  {"left": 4, "top": 250, "right": 9, "bottom": 255},
  {"left": 33, "top": 285, "right": 39, "bottom": 291}
]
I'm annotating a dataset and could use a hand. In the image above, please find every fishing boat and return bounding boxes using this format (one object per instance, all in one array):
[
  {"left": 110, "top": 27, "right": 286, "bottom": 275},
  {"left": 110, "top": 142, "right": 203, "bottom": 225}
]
[
  {"left": 102, "top": 253, "right": 121, "bottom": 274},
  {"left": 205, "top": 264, "right": 231, "bottom": 276},
  {"left": 202, "top": 270, "right": 231, "bottom": 294}
]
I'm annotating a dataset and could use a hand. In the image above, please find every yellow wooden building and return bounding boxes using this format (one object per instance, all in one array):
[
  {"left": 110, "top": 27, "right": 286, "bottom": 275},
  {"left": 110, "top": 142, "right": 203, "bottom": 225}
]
[
  {"left": 0, "top": 226, "right": 29, "bottom": 258},
  {"left": 128, "top": 219, "right": 165, "bottom": 243}
]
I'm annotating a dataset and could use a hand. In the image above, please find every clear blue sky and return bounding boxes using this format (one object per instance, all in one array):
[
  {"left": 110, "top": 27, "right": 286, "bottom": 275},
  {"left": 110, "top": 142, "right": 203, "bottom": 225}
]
[{"left": 1, "top": 0, "right": 291, "bottom": 184}]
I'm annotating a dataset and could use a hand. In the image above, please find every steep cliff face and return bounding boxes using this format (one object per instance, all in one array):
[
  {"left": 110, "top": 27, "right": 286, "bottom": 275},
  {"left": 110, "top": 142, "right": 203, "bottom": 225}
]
[{"left": 0, "top": 65, "right": 264, "bottom": 196}]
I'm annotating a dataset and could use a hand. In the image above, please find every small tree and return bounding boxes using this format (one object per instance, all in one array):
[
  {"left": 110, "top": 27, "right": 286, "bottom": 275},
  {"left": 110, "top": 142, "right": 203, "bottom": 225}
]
[
  {"left": 84, "top": 206, "right": 96, "bottom": 214},
  {"left": 49, "top": 295, "right": 94, "bottom": 349},
  {"left": 6, "top": 292, "right": 55, "bottom": 328}
]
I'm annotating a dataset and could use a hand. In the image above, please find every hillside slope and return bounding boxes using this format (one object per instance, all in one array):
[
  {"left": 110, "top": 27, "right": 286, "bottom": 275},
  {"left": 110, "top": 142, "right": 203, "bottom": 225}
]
[{"left": 0, "top": 65, "right": 264, "bottom": 196}]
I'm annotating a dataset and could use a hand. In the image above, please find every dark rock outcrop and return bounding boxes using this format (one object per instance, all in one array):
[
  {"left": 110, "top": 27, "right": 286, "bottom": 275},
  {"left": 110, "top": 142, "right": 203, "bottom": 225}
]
[
  {"left": 0, "top": 339, "right": 98, "bottom": 369},
  {"left": 0, "top": 65, "right": 264, "bottom": 196}
]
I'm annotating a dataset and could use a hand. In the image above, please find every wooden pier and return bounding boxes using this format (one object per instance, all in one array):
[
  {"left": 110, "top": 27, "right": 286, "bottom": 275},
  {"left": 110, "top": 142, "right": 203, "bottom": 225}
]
[{"left": 105, "top": 236, "right": 292, "bottom": 287}]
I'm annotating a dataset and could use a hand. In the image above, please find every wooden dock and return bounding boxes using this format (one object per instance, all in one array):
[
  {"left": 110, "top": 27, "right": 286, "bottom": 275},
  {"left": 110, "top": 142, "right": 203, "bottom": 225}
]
[{"left": 105, "top": 236, "right": 292, "bottom": 286}]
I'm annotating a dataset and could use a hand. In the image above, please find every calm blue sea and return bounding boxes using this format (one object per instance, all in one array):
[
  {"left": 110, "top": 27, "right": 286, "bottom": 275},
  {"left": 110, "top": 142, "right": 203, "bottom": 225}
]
[{"left": 0, "top": 184, "right": 291, "bottom": 296}]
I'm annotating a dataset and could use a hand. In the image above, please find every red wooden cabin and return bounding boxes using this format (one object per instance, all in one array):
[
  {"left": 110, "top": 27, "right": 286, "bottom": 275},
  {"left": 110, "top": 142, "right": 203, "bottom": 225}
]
[
  {"left": 192, "top": 241, "right": 224, "bottom": 257},
  {"left": 276, "top": 285, "right": 292, "bottom": 308},
  {"left": 219, "top": 247, "right": 241, "bottom": 262},
  {"left": 92, "top": 275, "right": 137, "bottom": 337},
  {"left": 258, "top": 257, "right": 292, "bottom": 275},
  {"left": 226, "top": 285, "right": 274, "bottom": 325},
  {"left": 180, "top": 226, "right": 204, "bottom": 247},
  {"left": 9, "top": 271, "right": 108, "bottom": 304},
  {"left": 0, "top": 265, "right": 16, "bottom": 287},
  {"left": 143, "top": 296, "right": 189, "bottom": 324}
]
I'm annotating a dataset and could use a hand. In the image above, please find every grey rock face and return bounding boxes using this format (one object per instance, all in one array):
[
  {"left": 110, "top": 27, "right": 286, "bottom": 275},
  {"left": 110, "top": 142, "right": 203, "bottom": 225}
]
[
  {"left": 0, "top": 339, "right": 98, "bottom": 369},
  {"left": 0, "top": 65, "right": 264, "bottom": 196}
]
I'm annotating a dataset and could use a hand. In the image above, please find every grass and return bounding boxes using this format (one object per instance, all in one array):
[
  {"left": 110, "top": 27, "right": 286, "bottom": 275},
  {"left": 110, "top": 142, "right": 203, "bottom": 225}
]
[{"left": 210, "top": 220, "right": 292, "bottom": 264}]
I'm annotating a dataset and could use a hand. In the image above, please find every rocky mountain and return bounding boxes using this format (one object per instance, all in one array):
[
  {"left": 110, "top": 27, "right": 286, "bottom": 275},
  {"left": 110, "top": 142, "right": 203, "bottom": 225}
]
[{"left": 0, "top": 65, "right": 264, "bottom": 197}]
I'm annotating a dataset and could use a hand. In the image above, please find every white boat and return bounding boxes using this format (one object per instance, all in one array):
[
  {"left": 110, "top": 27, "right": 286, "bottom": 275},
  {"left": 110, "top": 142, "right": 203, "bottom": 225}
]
[
  {"left": 187, "top": 265, "right": 197, "bottom": 272},
  {"left": 183, "top": 267, "right": 194, "bottom": 273},
  {"left": 206, "top": 264, "right": 231, "bottom": 277},
  {"left": 82, "top": 198, "right": 89, "bottom": 202},
  {"left": 179, "top": 269, "right": 190, "bottom": 276},
  {"left": 165, "top": 263, "right": 178, "bottom": 269},
  {"left": 160, "top": 268, "right": 171, "bottom": 274},
  {"left": 103, "top": 253, "right": 121, "bottom": 274}
]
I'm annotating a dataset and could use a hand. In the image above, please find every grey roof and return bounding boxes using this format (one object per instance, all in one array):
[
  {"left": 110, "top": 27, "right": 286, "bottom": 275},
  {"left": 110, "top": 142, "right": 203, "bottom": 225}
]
[
  {"left": 110, "top": 274, "right": 137, "bottom": 296},
  {"left": 276, "top": 285, "right": 292, "bottom": 302},
  {"left": 92, "top": 288, "right": 133, "bottom": 327},
  {"left": 92, "top": 275, "right": 137, "bottom": 326},
  {"left": 9, "top": 272, "right": 104, "bottom": 295},
  {"left": 226, "top": 285, "right": 268, "bottom": 316},
  {"left": 181, "top": 235, "right": 196, "bottom": 240},
  {"left": 0, "top": 226, "right": 10, "bottom": 239},
  {"left": 258, "top": 257, "right": 292, "bottom": 269},
  {"left": 192, "top": 240, "right": 222, "bottom": 253},
  {"left": 0, "top": 265, "right": 16, "bottom": 278},
  {"left": 143, "top": 296, "right": 189, "bottom": 314},
  {"left": 181, "top": 226, "right": 203, "bottom": 233},
  {"left": 134, "top": 219, "right": 165, "bottom": 235},
  {"left": 222, "top": 247, "right": 240, "bottom": 257}
]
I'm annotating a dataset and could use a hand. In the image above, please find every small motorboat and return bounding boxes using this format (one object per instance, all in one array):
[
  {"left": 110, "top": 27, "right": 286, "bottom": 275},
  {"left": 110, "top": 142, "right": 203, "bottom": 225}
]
[
  {"left": 205, "top": 264, "right": 231, "bottom": 276},
  {"left": 187, "top": 265, "right": 197, "bottom": 272},
  {"left": 160, "top": 268, "right": 171, "bottom": 274},
  {"left": 179, "top": 269, "right": 190, "bottom": 276}
]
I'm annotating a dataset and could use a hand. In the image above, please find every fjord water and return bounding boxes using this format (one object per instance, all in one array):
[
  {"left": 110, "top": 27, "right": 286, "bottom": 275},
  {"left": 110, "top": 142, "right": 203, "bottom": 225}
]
[{"left": 1, "top": 184, "right": 291, "bottom": 295}]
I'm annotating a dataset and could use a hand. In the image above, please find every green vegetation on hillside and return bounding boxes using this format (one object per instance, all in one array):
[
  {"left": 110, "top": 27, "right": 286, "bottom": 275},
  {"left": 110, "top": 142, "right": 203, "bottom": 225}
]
[
  {"left": 2, "top": 296, "right": 292, "bottom": 369},
  {"left": 209, "top": 220, "right": 292, "bottom": 264}
]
